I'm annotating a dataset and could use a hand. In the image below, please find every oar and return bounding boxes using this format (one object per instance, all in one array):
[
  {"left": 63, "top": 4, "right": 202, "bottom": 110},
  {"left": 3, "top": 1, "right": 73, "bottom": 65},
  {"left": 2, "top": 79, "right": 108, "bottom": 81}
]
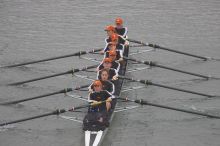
[
  {"left": 124, "top": 57, "right": 215, "bottom": 80},
  {"left": 0, "top": 45, "right": 144, "bottom": 68},
  {"left": 118, "top": 98, "right": 220, "bottom": 119},
  {"left": 0, "top": 100, "right": 107, "bottom": 127},
  {"left": 127, "top": 39, "right": 213, "bottom": 61},
  {"left": 0, "top": 84, "right": 90, "bottom": 105},
  {"left": 8, "top": 64, "right": 98, "bottom": 86},
  {"left": 119, "top": 76, "right": 219, "bottom": 98},
  {"left": 0, "top": 49, "right": 102, "bottom": 68}
]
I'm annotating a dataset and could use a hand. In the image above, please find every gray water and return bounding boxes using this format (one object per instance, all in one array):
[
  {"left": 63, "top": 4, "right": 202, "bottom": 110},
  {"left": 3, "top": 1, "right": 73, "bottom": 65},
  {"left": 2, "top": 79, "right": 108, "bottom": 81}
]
[{"left": 0, "top": 0, "right": 220, "bottom": 146}]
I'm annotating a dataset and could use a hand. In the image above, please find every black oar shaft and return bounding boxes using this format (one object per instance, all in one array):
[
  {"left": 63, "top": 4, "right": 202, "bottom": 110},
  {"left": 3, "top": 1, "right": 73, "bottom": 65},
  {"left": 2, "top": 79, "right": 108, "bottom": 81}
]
[
  {"left": 3, "top": 53, "right": 84, "bottom": 68},
  {"left": 143, "top": 80, "right": 214, "bottom": 97},
  {"left": 127, "top": 39, "right": 208, "bottom": 60},
  {"left": 154, "top": 45, "right": 208, "bottom": 60},
  {"left": 0, "top": 109, "right": 66, "bottom": 127},
  {"left": 135, "top": 99, "right": 220, "bottom": 119},
  {"left": 8, "top": 64, "right": 97, "bottom": 85},
  {"left": 2, "top": 49, "right": 102, "bottom": 68},
  {"left": 0, "top": 90, "right": 63, "bottom": 105},
  {"left": 0, "top": 84, "right": 90, "bottom": 105},
  {"left": 8, "top": 70, "right": 72, "bottom": 85},
  {"left": 1, "top": 45, "right": 144, "bottom": 68},
  {"left": 119, "top": 76, "right": 214, "bottom": 98},
  {"left": 0, "top": 101, "right": 107, "bottom": 126},
  {"left": 155, "top": 64, "right": 210, "bottom": 79},
  {"left": 125, "top": 57, "right": 210, "bottom": 79}
]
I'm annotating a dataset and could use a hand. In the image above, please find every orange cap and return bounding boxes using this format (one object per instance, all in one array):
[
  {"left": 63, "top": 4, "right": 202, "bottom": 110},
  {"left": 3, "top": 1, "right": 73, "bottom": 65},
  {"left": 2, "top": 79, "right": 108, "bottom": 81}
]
[
  {"left": 109, "top": 50, "right": 117, "bottom": 56},
  {"left": 110, "top": 33, "right": 118, "bottom": 41},
  {"left": 105, "top": 25, "right": 115, "bottom": 32},
  {"left": 103, "top": 57, "right": 112, "bottom": 63},
  {"left": 115, "top": 17, "right": 123, "bottom": 25},
  {"left": 93, "top": 80, "right": 102, "bottom": 86}
]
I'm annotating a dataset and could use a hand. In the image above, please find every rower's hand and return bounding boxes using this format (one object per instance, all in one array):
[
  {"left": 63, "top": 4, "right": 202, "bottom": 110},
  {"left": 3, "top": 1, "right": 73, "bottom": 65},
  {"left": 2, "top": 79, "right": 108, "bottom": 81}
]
[
  {"left": 92, "top": 100, "right": 98, "bottom": 103},
  {"left": 125, "top": 40, "right": 129, "bottom": 46},
  {"left": 118, "top": 57, "right": 123, "bottom": 62},
  {"left": 99, "top": 50, "right": 104, "bottom": 54},
  {"left": 112, "top": 75, "right": 118, "bottom": 80},
  {"left": 91, "top": 100, "right": 99, "bottom": 106},
  {"left": 106, "top": 98, "right": 112, "bottom": 102}
]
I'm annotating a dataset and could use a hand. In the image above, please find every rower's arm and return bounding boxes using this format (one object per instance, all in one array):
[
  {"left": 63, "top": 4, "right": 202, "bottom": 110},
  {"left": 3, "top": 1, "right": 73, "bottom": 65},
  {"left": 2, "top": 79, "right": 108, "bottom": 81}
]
[
  {"left": 111, "top": 82, "right": 115, "bottom": 95},
  {"left": 106, "top": 97, "right": 112, "bottom": 102},
  {"left": 104, "top": 38, "right": 108, "bottom": 44},
  {"left": 119, "top": 35, "right": 129, "bottom": 46},
  {"left": 97, "top": 71, "right": 101, "bottom": 80},
  {"left": 87, "top": 92, "right": 91, "bottom": 101},
  {"left": 103, "top": 52, "right": 107, "bottom": 59},
  {"left": 116, "top": 62, "right": 120, "bottom": 73},
  {"left": 88, "top": 93, "right": 97, "bottom": 103},
  {"left": 119, "top": 50, "right": 123, "bottom": 58},
  {"left": 96, "top": 63, "right": 103, "bottom": 72},
  {"left": 88, "top": 83, "right": 93, "bottom": 93},
  {"left": 103, "top": 40, "right": 109, "bottom": 52},
  {"left": 114, "top": 69, "right": 119, "bottom": 76},
  {"left": 105, "top": 81, "right": 115, "bottom": 94},
  {"left": 105, "top": 90, "right": 113, "bottom": 99},
  {"left": 112, "top": 69, "right": 119, "bottom": 80},
  {"left": 88, "top": 99, "right": 97, "bottom": 103},
  {"left": 122, "top": 27, "right": 128, "bottom": 38},
  {"left": 119, "top": 44, "right": 125, "bottom": 53}
]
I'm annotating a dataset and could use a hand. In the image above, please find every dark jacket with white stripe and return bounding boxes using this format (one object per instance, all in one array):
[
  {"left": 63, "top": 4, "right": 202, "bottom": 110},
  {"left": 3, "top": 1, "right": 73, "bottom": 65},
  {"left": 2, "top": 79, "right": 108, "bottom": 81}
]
[
  {"left": 97, "top": 61, "right": 120, "bottom": 73},
  {"left": 88, "top": 80, "right": 115, "bottom": 94},
  {"left": 97, "top": 68, "right": 118, "bottom": 80},
  {"left": 115, "top": 27, "right": 128, "bottom": 38}
]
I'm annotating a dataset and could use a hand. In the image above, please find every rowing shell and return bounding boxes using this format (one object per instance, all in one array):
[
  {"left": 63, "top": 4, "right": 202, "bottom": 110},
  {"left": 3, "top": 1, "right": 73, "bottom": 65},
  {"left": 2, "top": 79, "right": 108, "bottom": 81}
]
[{"left": 83, "top": 45, "right": 129, "bottom": 146}]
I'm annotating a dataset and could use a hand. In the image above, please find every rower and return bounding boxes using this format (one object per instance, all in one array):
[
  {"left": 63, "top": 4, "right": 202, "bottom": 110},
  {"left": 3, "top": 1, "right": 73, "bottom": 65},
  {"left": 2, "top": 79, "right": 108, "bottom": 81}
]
[
  {"left": 89, "top": 68, "right": 115, "bottom": 94},
  {"left": 99, "top": 52, "right": 120, "bottom": 72},
  {"left": 104, "top": 45, "right": 123, "bottom": 62},
  {"left": 97, "top": 58, "right": 119, "bottom": 79},
  {"left": 104, "top": 25, "right": 115, "bottom": 41},
  {"left": 83, "top": 80, "right": 112, "bottom": 131},
  {"left": 88, "top": 80, "right": 112, "bottom": 112},
  {"left": 103, "top": 33, "right": 124, "bottom": 53},
  {"left": 104, "top": 25, "right": 128, "bottom": 45},
  {"left": 115, "top": 17, "right": 128, "bottom": 38},
  {"left": 100, "top": 27, "right": 127, "bottom": 54}
]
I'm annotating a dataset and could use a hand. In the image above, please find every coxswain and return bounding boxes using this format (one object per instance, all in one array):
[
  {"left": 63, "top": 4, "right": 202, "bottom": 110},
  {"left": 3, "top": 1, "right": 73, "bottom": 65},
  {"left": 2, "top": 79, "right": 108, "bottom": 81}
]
[
  {"left": 115, "top": 17, "right": 128, "bottom": 38},
  {"left": 88, "top": 80, "right": 112, "bottom": 112},
  {"left": 89, "top": 68, "right": 115, "bottom": 94},
  {"left": 97, "top": 58, "right": 118, "bottom": 80}
]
